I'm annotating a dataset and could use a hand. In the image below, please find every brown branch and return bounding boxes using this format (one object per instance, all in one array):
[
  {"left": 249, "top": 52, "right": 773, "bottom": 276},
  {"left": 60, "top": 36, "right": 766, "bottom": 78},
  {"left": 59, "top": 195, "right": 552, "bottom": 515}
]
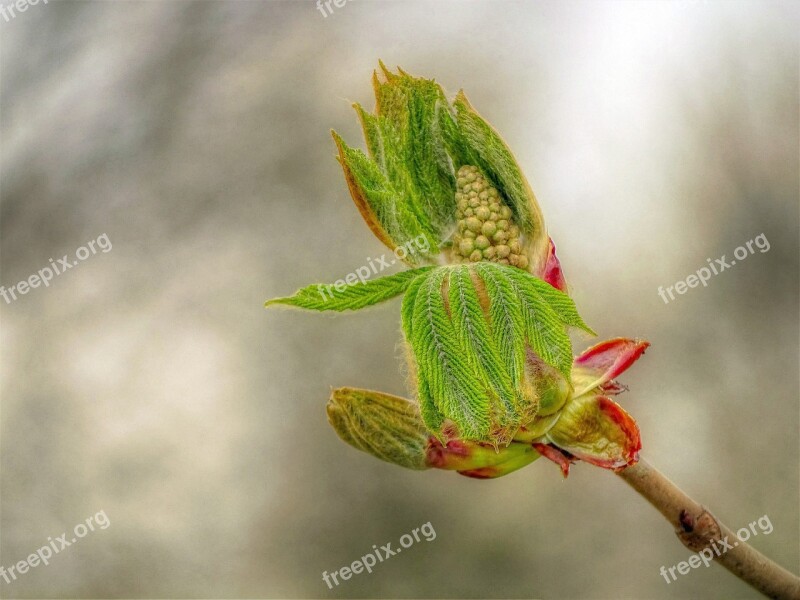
[{"left": 617, "top": 457, "right": 800, "bottom": 599}]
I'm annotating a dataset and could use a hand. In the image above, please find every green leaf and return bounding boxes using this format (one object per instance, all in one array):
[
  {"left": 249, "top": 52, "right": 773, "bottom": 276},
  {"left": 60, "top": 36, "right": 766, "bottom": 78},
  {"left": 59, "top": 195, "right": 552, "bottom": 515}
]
[
  {"left": 332, "top": 131, "right": 435, "bottom": 262},
  {"left": 448, "top": 266, "right": 517, "bottom": 428},
  {"left": 391, "top": 74, "right": 455, "bottom": 229},
  {"left": 438, "top": 101, "right": 471, "bottom": 172},
  {"left": 473, "top": 262, "right": 527, "bottom": 389},
  {"left": 408, "top": 268, "right": 490, "bottom": 439},
  {"left": 528, "top": 277, "right": 596, "bottom": 335},
  {"left": 353, "top": 103, "right": 386, "bottom": 170},
  {"left": 452, "top": 91, "right": 545, "bottom": 241},
  {"left": 265, "top": 267, "right": 434, "bottom": 312},
  {"left": 341, "top": 65, "right": 457, "bottom": 252},
  {"left": 398, "top": 264, "right": 592, "bottom": 443},
  {"left": 503, "top": 266, "right": 575, "bottom": 378},
  {"left": 400, "top": 272, "right": 445, "bottom": 433},
  {"left": 416, "top": 362, "right": 445, "bottom": 438}
]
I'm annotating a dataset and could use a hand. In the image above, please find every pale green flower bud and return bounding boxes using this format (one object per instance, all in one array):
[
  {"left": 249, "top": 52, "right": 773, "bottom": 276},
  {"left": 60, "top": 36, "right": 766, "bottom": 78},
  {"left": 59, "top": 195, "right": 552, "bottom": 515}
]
[
  {"left": 459, "top": 238, "right": 475, "bottom": 255},
  {"left": 466, "top": 217, "right": 482, "bottom": 232},
  {"left": 475, "top": 235, "right": 490, "bottom": 250},
  {"left": 450, "top": 166, "right": 532, "bottom": 268}
]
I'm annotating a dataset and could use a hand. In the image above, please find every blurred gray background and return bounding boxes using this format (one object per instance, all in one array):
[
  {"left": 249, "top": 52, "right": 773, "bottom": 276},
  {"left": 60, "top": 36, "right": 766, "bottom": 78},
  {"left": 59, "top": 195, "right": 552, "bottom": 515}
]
[{"left": 1, "top": 1, "right": 798, "bottom": 598}]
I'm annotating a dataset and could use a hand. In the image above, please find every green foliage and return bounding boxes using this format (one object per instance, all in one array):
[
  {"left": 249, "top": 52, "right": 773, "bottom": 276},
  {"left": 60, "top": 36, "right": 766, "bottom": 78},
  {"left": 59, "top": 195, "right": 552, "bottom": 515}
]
[
  {"left": 450, "top": 91, "right": 544, "bottom": 237},
  {"left": 372, "top": 63, "right": 455, "bottom": 230},
  {"left": 401, "top": 264, "right": 593, "bottom": 442},
  {"left": 522, "top": 272, "right": 596, "bottom": 335},
  {"left": 448, "top": 266, "right": 517, "bottom": 427},
  {"left": 334, "top": 64, "right": 553, "bottom": 273},
  {"left": 327, "top": 387, "right": 431, "bottom": 470},
  {"left": 405, "top": 267, "right": 491, "bottom": 440},
  {"left": 265, "top": 268, "right": 433, "bottom": 312},
  {"left": 268, "top": 258, "right": 592, "bottom": 442},
  {"left": 333, "top": 65, "right": 458, "bottom": 258},
  {"left": 332, "top": 131, "right": 436, "bottom": 263},
  {"left": 473, "top": 262, "right": 528, "bottom": 389},
  {"left": 276, "top": 64, "right": 599, "bottom": 444}
]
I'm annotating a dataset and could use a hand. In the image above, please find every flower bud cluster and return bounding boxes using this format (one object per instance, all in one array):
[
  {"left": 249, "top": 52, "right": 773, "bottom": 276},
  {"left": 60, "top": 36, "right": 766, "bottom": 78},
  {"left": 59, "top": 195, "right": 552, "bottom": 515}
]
[{"left": 451, "top": 165, "right": 528, "bottom": 269}]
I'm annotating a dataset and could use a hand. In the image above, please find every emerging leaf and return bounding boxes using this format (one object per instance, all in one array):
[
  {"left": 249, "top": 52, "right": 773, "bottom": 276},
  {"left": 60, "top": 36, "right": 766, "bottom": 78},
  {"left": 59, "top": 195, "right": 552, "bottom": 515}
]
[
  {"left": 370, "top": 62, "right": 456, "bottom": 231},
  {"left": 334, "top": 64, "right": 559, "bottom": 283},
  {"left": 401, "top": 263, "right": 593, "bottom": 443},
  {"left": 449, "top": 266, "right": 518, "bottom": 428},
  {"left": 327, "top": 387, "right": 432, "bottom": 470},
  {"left": 332, "top": 131, "right": 437, "bottom": 264},
  {"left": 448, "top": 91, "right": 551, "bottom": 275},
  {"left": 405, "top": 267, "right": 491, "bottom": 440},
  {"left": 265, "top": 267, "right": 433, "bottom": 312},
  {"left": 507, "top": 268, "right": 595, "bottom": 335},
  {"left": 503, "top": 266, "right": 586, "bottom": 378}
]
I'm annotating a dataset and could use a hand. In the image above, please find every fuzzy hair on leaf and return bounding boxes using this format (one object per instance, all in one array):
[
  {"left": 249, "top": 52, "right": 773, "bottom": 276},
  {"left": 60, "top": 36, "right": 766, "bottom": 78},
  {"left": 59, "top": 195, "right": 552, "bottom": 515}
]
[
  {"left": 265, "top": 267, "right": 434, "bottom": 312},
  {"left": 406, "top": 267, "right": 491, "bottom": 440},
  {"left": 327, "top": 387, "right": 432, "bottom": 470},
  {"left": 401, "top": 264, "right": 593, "bottom": 442}
]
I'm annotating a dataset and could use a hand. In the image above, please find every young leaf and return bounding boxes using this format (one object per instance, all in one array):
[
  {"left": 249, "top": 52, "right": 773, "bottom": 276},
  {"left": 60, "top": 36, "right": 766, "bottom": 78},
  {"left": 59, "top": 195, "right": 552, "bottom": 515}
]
[
  {"left": 342, "top": 64, "right": 458, "bottom": 252},
  {"left": 409, "top": 268, "right": 490, "bottom": 439},
  {"left": 452, "top": 91, "right": 543, "bottom": 236},
  {"left": 400, "top": 271, "right": 446, "bottom": 434},
  {"left": 265, "top": 267, "right": 433, "bottom": 312},
  {"left": 397, "top": 263, "right": 593, "bottom": 443},
  {"left": 448, "top": 266, "right": 517, "bottom": 429},
  {"left": 332, "top": 131, "right": 435, "bottom": 263},
  {"left": 473, "top": 262, "right": 528, "bottom": 390},
  {"left": 528, "top": 277, "right": 596, "bottom": 335},
  {"left": 503, "top": 266, "right": 574, "bottom": 378},
  {"left": 327, "top": 387, "right": 432, "bottom": 470},
  {"left": 353, "top": 103, "right": 386, "bottom": 169}
]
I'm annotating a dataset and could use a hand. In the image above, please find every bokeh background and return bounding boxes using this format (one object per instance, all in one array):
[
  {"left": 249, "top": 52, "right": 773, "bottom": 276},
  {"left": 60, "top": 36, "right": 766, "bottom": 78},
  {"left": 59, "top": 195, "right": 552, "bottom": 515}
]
[{"left": 1, "top": 1, "right": 798, "bottom": 598}]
